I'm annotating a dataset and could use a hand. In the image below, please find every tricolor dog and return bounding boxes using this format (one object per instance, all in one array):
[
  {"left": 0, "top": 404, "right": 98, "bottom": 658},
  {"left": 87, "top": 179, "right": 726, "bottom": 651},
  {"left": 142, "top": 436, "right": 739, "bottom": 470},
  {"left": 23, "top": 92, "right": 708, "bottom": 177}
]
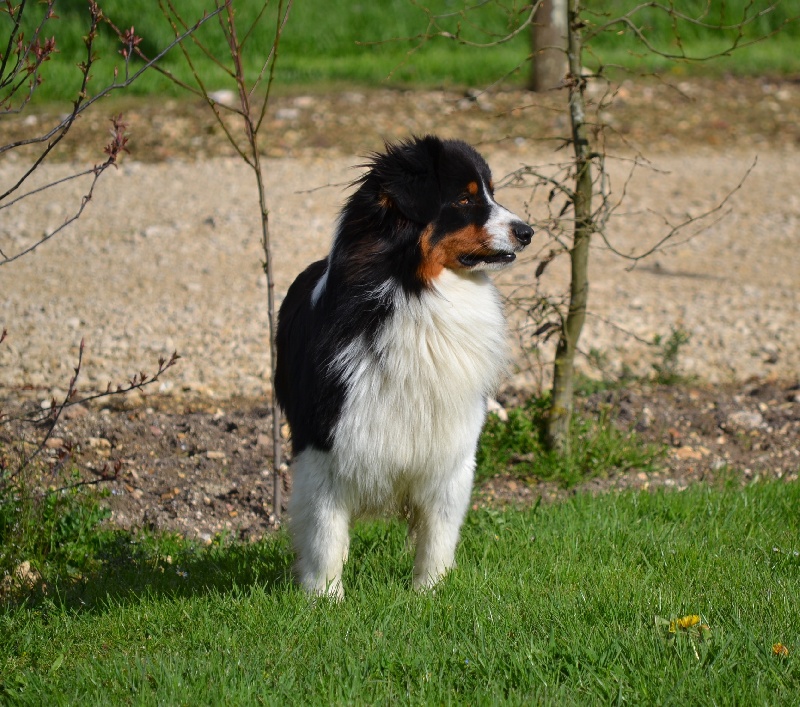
[{"left": 275, "top": 136, "right": 533, "bottom": 598}]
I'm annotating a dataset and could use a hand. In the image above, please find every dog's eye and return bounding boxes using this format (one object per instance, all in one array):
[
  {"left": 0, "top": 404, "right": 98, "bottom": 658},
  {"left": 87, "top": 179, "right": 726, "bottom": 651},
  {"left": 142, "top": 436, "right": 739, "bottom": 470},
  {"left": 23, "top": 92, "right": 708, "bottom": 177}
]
[{"left": 454, "top": 195, "right": 473, "bottom": 207}]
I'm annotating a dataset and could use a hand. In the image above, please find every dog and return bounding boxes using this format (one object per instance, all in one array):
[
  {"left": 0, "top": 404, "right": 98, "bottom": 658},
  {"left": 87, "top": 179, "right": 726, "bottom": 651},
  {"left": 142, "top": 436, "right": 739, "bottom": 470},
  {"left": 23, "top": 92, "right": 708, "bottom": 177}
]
[{"left": 275, "top": 136, "right": 532, "bottom": 598}]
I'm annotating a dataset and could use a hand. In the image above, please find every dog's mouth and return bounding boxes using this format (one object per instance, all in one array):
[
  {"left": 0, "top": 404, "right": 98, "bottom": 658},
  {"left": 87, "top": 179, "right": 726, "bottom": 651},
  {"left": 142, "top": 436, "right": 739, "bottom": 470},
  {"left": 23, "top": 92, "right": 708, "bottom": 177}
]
[{"left": 458, "top": 252, "right": 516, "bottom": 268}]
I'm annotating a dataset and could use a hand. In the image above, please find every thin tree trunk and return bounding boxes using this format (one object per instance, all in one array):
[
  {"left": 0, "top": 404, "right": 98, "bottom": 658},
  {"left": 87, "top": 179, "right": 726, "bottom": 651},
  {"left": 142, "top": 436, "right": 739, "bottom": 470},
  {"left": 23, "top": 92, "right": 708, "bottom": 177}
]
[
  {"left": 254, "top": 160, "right": 283, "bottom": 519},
  {"left": 545, "top": 0, "right": 592, "bottom": 454},
  {"left": 224, "top": 1, "right": 283, "bottom": 518},
  {"left": 529, "top": 0, "right": 568, "bottom": 91}
]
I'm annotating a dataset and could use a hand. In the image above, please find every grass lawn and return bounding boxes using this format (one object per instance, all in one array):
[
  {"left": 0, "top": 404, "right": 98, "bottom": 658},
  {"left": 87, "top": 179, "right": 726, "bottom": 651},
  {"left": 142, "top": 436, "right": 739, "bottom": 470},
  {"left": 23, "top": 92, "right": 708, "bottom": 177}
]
[
  {"left": 2, "top": 480, "right": 798, "bottom": 704},
  {"left": 11, "top": 0, "right": 800, "bottom": 104}
]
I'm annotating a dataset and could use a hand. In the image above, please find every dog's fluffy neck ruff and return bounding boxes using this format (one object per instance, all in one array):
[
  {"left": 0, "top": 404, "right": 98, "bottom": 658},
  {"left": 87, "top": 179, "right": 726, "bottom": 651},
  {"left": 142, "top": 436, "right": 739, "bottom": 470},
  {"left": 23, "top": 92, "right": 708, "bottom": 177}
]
[
  {"left": 307, "top": 170, "right": 511, "bottom": 486},
  {"left": 318, "top": 267, "right": 506, "bottom": 511}
]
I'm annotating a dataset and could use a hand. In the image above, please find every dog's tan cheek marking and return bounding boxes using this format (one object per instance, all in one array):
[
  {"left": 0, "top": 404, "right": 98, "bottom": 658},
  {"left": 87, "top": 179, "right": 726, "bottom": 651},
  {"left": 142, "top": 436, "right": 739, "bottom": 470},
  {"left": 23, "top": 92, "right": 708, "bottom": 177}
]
[
  {"left": 418, "top": 225, "right": 492, "bottom": 284},
  {"left": 417, "top": 226, "right": 444, "bottom": 284}
]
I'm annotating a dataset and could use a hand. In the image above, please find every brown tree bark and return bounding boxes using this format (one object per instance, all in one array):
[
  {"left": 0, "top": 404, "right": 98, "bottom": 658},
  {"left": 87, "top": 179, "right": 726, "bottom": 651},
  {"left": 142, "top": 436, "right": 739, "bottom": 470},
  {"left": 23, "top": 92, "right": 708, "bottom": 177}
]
[
  {"left": 545, "top": 0, "right": 592, "bottom": 454},
  {"left": 529, "top": 0, "right": 568, "bottom": 91}
]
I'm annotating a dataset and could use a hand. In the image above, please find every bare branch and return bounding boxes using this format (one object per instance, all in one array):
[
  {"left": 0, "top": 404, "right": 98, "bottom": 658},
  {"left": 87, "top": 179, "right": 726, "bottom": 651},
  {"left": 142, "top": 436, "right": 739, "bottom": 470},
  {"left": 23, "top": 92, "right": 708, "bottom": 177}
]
[
  {"left": 1, "top": 347, "right": 180, "bottom": 431},
  {"left": 423, "top": 1, "right": 539, "bottom": 48},
  {"left": 584, "top": 2, "right": 790, "bottom": 62},
  {"left": 254, "top": 0, "right": 294, "bottom": 134},
  {"left": 0, "top": 0, "right": 100, "bottom": 202},
  {"left": 2, "top": 165, "right": 109, "bottom": 265},
  {"left": 1, "top": 6, "right": 224, "bottom": 189},
  {"left": 146, "top": 0, "right": 238, "bottom": 89},
  {"left": 597, "top": 157, "right": 758, "bottom": 267},
  {"left": 357, "top": 1, "right": 540, "bottom": 83},
  {"left": 1, "top": 339, "right": 178, "bottom": 500},
  {"left": 0, "top": 4, "right": 225, "bottom": 267},
  {"left": 0, "top": 116, "right": 130, "bottom": 265},
  {"left": 397, "top": 0, "right": 541, "bottom": 48},
  {"left": 9, "top": 337, "right": 86, "bottom": 480},
  {"left": 131, "top": 1, "right": 254, "bottom": 162},
  {"left": 1, "top": 0, "right": 58, "bottom": 114}
]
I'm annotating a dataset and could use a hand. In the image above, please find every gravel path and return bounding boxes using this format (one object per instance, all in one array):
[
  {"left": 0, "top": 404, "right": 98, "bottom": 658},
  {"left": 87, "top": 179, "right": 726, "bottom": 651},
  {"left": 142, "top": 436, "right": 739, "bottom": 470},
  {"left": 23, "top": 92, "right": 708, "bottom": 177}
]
[{"left": 2, "top": 96, "right": 799, "bottom": 404}]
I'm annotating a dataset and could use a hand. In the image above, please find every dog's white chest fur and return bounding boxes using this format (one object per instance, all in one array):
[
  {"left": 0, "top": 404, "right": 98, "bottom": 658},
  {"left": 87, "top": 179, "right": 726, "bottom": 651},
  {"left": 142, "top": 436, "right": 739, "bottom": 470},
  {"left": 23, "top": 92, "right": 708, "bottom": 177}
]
[{"left": 328, "top": 269, "right": 507, "bottom": 509}]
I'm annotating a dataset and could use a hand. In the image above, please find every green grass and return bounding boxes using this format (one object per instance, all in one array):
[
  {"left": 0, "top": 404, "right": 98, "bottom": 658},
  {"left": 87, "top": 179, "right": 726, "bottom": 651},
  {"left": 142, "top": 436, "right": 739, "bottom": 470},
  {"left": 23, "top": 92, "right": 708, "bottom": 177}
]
[
  {"left": 477, "top": 395, "right": 664, "bottom": 485},
  {"left": 2, "top": 481, "right": 799, "bottom": 704},
  {"left": 8, "top": 0, "right": 800, "bottom": 105},
  {"left": 0, "top": 466, "right": 116, "bottom": 585}
]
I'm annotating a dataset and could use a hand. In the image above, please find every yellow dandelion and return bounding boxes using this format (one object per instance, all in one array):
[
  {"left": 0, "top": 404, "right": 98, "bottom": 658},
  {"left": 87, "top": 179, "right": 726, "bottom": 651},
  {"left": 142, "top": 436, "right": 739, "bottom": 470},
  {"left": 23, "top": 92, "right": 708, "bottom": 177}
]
[
  {"left": 669, "top": 614, "right": 701, "bottom": 633},
  {"left": 773, "top": 643, "right": 789, "bottom": 658}
]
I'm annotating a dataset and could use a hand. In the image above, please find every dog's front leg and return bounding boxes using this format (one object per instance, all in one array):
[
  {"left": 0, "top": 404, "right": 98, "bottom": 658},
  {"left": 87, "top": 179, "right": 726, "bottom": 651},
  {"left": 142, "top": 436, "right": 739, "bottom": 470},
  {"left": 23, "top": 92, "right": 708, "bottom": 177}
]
[
  {"left": 287, "top": 449, "right": 350, "bottom": 600},
  {"left": 410, "top": 456, "right": 474, "bottom": 590}
]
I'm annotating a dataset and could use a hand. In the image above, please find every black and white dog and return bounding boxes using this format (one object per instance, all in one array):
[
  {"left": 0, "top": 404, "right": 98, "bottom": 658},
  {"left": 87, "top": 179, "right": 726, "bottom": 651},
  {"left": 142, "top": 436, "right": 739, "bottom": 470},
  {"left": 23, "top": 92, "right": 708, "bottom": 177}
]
[{"left": 275, "top": 136, "right": 532, "bottom": 598}]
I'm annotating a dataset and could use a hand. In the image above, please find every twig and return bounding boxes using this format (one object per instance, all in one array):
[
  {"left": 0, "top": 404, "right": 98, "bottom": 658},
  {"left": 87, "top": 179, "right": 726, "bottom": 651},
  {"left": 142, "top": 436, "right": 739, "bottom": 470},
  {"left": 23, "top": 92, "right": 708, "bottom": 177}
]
[
  {"left": 596, "top": 157, "right": 757, "bottom": 267},
  {"left": 1, "top": 5, "right": 225, "bottom": 266},
  {"left": 1, "top": 117, "right": 129, "bottom": 265}
]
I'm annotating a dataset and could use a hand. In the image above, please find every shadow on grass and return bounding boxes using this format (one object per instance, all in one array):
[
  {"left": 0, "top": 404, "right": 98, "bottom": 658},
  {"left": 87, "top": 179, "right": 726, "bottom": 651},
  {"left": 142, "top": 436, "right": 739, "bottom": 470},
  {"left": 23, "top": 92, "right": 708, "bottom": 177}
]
[
  {"left": 13, "top": 529, "right": 296, "bottom": 614},
  {"left": 10, "top": 519, "right": 419, "bottom": 614}
]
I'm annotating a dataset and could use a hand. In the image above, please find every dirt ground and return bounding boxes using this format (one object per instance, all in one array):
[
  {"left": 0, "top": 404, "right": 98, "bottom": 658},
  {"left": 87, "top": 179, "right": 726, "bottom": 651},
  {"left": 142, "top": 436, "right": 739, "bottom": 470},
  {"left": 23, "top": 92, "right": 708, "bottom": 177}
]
[
  {"left": 2, "top": 76, "right": 799, "bottom": 541},
  {"left": 4, "top": 379, "right": 798, "bottom": 543}
]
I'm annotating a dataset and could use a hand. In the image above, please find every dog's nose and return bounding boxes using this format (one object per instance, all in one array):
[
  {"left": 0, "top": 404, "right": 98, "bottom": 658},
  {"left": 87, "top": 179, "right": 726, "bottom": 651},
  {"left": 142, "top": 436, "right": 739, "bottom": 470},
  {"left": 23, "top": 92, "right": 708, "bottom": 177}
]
[{"left": 512, "top": 222, "right": 533, "bottom": 246}]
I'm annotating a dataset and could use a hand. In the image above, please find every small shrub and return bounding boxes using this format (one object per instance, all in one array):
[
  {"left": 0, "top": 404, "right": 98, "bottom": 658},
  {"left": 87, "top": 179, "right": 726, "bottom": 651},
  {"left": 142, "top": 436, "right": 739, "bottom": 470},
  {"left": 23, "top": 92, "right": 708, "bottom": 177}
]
[
  {"left": 0, "top": 460, "right": 113, "bottom": 597},
  {"left": 476, "top": 395, "right": 664, "bottom": 486},
  {"left": 652, "top": 326, "right": 691, "bottom": 384}
]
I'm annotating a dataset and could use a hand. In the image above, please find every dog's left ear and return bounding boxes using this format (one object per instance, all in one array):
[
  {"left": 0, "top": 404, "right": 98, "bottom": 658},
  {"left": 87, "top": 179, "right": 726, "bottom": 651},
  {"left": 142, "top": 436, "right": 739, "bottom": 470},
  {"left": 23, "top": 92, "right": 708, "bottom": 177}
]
[{"left": 377, "top": 136, "right": 442, "bottom": 224}]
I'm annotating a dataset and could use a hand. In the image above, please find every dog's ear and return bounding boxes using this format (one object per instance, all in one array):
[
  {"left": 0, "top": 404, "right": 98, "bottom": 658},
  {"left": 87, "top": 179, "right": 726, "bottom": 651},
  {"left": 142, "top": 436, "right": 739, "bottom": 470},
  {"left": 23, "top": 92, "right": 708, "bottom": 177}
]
[{"left": 375, "top": 136, "right": 442, "bottom": 224}]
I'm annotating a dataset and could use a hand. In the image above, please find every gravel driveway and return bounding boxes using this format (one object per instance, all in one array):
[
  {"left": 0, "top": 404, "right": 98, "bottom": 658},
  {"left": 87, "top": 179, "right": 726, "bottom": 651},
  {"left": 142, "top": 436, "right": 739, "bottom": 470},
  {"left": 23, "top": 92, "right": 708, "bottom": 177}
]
[{"left": 2, "top": 83, "right": 799, "bottom": 404}]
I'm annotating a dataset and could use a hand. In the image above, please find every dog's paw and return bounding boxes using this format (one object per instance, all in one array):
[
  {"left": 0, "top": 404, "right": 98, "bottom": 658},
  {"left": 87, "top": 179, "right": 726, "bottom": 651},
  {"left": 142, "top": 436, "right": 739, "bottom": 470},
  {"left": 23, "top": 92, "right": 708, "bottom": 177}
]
[
  {"left": 412, "top": 572, "right": 444, "bottom": 594},
  {"left": 303, "top": 577, "right": 344, "bottom": 603}
]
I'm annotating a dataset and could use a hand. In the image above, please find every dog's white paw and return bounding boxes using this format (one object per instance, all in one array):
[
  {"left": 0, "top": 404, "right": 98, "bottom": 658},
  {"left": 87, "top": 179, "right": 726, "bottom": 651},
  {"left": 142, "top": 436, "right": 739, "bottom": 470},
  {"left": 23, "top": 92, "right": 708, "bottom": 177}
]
[{"left": 302, "top": 576, "right": 344, "bottom": 603}]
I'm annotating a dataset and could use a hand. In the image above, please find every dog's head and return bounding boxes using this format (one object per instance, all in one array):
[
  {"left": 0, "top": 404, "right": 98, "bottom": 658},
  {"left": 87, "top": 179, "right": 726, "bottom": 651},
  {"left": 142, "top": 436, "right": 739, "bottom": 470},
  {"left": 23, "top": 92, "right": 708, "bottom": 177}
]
[{"left": 363, "top": 136, "right": 533, "bottom": 284}]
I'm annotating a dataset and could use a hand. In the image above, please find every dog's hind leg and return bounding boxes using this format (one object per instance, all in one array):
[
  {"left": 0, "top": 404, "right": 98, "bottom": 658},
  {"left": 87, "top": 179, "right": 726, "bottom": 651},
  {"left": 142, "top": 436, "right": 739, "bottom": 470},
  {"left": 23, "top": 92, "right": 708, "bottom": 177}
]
[
  {"left": 287, "top": 449, "right": 350, "bottom": 600},
  {"left": 410, "top": 455, "right": 475, "bottom": 591}
]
